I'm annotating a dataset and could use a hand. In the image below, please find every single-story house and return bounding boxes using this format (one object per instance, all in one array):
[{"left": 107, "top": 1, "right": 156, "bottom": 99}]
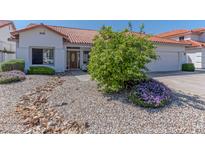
[
  {"left": 11, "top": 23, "right": 190, "bottom": 72},
  {"left": 157, "top": 28, "right": 205, "bottom": 69}
]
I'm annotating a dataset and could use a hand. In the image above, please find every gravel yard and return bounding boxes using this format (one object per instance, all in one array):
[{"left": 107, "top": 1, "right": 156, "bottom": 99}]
[
  {"left": 49, "top": 72, "right": 205, "bottom": 133},
  {"left": 0, "top": 75, "right": 52, "bottom": 133},
  {"left": 1, "top": 72, "right": 205, "bottom": 133}
]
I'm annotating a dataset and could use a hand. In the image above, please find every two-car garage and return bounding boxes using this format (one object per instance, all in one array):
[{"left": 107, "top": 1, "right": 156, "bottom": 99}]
[
  {"left": 146, "top": 43, "right": 186, "bottom": 72},
  {"left": 147, "top": 52, "right": 180, "bottom": 72}
]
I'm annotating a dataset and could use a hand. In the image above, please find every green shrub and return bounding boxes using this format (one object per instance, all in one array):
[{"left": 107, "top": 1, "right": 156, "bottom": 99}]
[
  {"left": 182, "top": 63, "right": 195, "bottom": 72},
  {"left": 0, "top": 59, "right": 25, "bottom": 72},
  {"left": 88, "top": 26, "right": 157, "bottom": 93},
  {"left": 28, "top": 66, "right": 55, "bottom": 75}
]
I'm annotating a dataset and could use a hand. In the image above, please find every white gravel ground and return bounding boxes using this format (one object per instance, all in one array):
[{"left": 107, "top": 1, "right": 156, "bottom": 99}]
[
  {"left": 1, "top": 73, "right": 205, "bottom": 133},
  {"left": 49, "top": 73, "right": 205, "bottom": 134},
  {"left": 0, "top": 75, "right": 52, "bottom": 133}
]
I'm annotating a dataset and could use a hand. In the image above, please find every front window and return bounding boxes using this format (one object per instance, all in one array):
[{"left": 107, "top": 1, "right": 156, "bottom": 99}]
[
  {"left": 83, "top": 51, "right": 90, "bottom": 64},
  {"left": 32, "top": 48, "right": 54, "bottom": 65},
  {"left": 179, "top": 36, "right": 184, "bottom": 40}
]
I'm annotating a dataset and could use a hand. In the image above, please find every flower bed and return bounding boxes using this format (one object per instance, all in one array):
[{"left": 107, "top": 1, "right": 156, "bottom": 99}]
[
  {"left": 0, "top": 70, "right": 26, "bottom": 84},
  {"left": 129, "top": 79, "right": 172, "bottom": 108}
]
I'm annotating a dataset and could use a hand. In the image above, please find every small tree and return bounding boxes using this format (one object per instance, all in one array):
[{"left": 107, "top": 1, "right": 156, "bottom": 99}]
[
  {"left": 139, "top": 23, "right": 145, "bottom": 33},
  {"left": 88, "top": 26, "right": 157, "bottom": 93},
  {"left": 128, "top": 21, "right": 133, "bottom": 31}
]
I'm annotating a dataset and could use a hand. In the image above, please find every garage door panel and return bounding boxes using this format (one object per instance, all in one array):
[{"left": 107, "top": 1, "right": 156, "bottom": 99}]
[
  {"left": 187, "top": 52, "right": 202, "bottom": 68},
  {"left": 147, "top": 52, "right": 179, "bottom": 72}
]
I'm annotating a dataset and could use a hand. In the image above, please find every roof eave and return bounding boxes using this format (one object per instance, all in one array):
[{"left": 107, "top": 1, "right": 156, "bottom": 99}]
[
  {"left": 11, "top": 24, "right": 69, "bottom": 39},
  {"left": 186, "top": 46, "right": 205, "bottom": 49},
  {"left": 157, "top": 31, "right": 192, "bottom": 38},
  {"left": 0, "top": 22, "right": 15, "bottom": 30},
  {"left": 153, "top": 41, "right": 191, "bottom": 46}
]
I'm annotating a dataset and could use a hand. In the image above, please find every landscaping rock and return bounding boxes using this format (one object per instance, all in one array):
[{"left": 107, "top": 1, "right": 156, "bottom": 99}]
[
  {"left": 2, "top": 72, "right": 205, "bottom": 133},
  {"left": 0, "top": 75, "right": 52, "bottom": 133},
  {"left": 15, "top": 76, "right": 86, "bottom": 134}
]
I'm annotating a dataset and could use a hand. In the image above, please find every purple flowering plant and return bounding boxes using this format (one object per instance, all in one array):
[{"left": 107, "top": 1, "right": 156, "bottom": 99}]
[
  {"left": 129, "top": 79, "right": 172, "bottom": 108},
  {"left": 0, "top": 70, "right": 26, "bottom": 84}
]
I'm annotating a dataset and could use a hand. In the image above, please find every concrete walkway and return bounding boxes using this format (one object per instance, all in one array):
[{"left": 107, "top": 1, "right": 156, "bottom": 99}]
[{"left": 70, "top": 71, "right": 91, "bottom": 81}]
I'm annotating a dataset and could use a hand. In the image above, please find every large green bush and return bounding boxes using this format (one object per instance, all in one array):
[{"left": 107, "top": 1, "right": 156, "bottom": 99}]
[
  {"left": 28, "top": 66, "right": 55, "bottom": 75},
  {"left": 182, "top": 63, "right": 195, "bottom": 72},
  {"left": 0, "top": 59, "right": 25, "bottom": 72},
  {"left": 88, "top": 26, "right": 157, "bottom": 92}
]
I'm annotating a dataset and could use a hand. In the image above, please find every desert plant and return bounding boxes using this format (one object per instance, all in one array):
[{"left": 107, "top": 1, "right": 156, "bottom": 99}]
[
  {"left": 182, "top": 63, "right": 195, "bottom": 72},
  {"left": 28, "top": 66, "right": 55, "bottom": 75},
  {"left": 0, "top": 59, "right": 25, "bottom": 72},
  {"left": 0, "top": 70, "right": 26, "bottom": 84},
  {"left": 88, "top": 26, "right": 157, "bottom": 92},
  {"left": 129, "top": 79, "right": 172, "bottom": 108}
]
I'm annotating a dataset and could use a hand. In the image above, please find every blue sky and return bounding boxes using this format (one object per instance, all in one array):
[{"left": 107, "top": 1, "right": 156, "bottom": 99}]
[{"left": 13, "top": 20, "right": 205, "bottom": 35}]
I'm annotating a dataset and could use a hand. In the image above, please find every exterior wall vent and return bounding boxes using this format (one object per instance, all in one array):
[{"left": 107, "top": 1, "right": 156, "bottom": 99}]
[{"left": 40, "top": 31, "right": 46, "bottom": 35}]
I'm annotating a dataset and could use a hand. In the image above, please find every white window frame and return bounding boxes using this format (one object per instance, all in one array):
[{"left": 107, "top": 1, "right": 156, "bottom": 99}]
[{"left": 30, "top": 47, "right": 55, "bottom": 66}]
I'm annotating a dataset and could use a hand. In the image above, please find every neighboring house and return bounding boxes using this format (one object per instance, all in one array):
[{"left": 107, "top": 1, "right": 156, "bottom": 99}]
[
  {"left": 0, "top": 20, "right": 16, "bottom": 62},
  {"left": 11, "top": 23, "right": 189, "bottom": 72},
  {"left": 157, "top": 28, "right": 205, "bottom": 68}
]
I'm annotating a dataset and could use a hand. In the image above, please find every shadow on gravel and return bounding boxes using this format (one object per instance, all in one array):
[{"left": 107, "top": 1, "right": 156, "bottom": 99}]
[
  {"left": 103, "top": 90, "right": 132, "bottom": 105},
  {"left": 144, "top": 91, "right": 205, "bottom": 113},
  {"left": 103, "top": 89, "right": 205, "bottom": 112},
  {"left": 172, "top": 91, "right": 205, "bottom": 111}
]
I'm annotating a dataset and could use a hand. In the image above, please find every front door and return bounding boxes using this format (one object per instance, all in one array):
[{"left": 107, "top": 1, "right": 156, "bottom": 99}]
[{"left": 70, "top": 51, "right": 78, "bottom": 69}]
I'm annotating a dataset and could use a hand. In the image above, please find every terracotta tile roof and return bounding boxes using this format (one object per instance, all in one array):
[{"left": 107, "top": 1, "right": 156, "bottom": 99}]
[
  {"left": 156, "top": 29, "right": 190, "bottom": 38},
  {"left": 180, "top": 40, "right": 205, "bottom": 48},
  {"left": 157, "top": 28, "right": 205, "bottom": 38},
  {"left": 0, "top": 20, "right": 15, "bottom": 29},
  {"left": 149, "top": 36, "right": 190, "bottom": 45},
  {"left": 11, "top": 24, "right": 70, "bottom": 39},
  {"left": 12, "top": 24, "right": 190, "bottom": 46},
  {"left": 130, "top": 31, "right": 190, "bottom": 45},
  {"left": 191, "top": 28, "right": 205, "bottom": 33},
  {"left": 48, "top": 25, "right": 98, "bottom": 44}
]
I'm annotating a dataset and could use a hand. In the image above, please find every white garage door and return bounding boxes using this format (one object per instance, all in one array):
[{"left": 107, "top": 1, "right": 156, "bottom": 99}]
[
  {"left": 147, "top": 52, "right": 180, "bottom": 72},
  {"left": 187, "top": 52, "right": 203, "bottom": 68}
]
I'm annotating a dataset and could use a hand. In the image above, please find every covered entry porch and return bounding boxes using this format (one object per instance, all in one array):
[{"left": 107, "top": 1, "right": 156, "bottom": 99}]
[{"left": 66, "top": 45, "right": 91, "bottom": 70}]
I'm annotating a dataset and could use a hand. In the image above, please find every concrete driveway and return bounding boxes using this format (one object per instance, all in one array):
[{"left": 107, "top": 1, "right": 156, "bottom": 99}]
[{"left": 150, "top": 70, "right": 205, "bottom": 99}]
